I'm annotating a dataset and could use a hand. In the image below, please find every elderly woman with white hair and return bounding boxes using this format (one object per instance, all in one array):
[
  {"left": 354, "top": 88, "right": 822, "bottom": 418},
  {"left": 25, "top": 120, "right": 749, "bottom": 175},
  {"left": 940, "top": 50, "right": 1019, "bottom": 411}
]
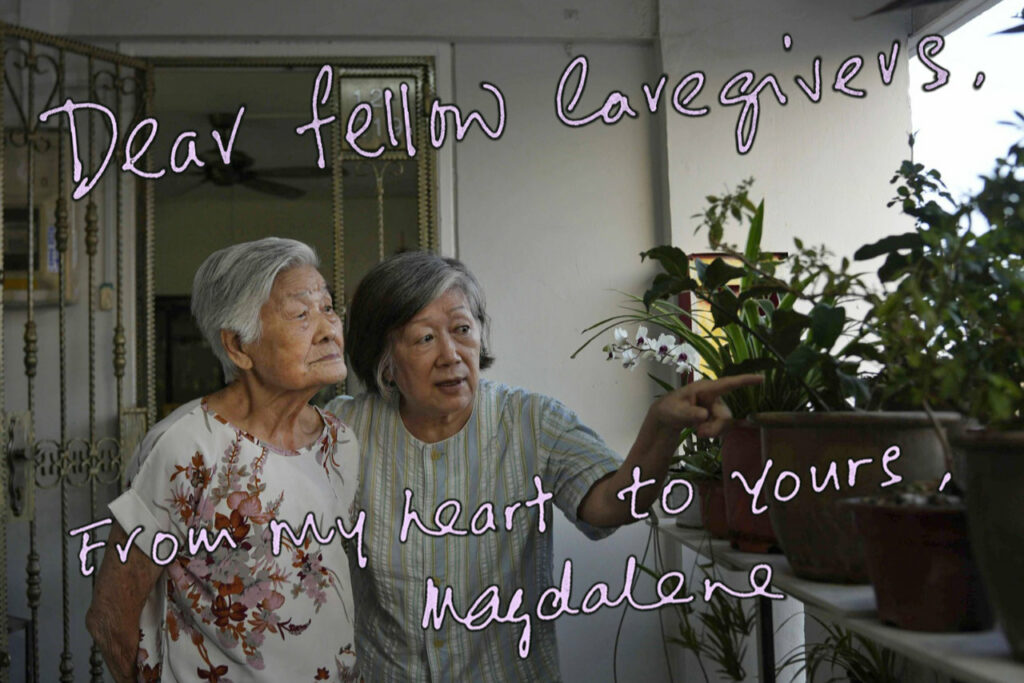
[
  {"left": 87, "top": 238, "right": 360, "bottom": 682},
  {"left": 327, "top": 250, "right": 760, "bottom": 682}
]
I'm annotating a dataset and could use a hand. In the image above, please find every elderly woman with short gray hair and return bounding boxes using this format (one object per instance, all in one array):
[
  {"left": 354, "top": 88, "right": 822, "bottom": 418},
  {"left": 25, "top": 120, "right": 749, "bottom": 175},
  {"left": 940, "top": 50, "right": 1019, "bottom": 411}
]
[
  {"left": 328, "top": 250, "right": 759, "bottom": 681},
  {"left": 88, "top": 237, "right": 360, "bottom": 682}
]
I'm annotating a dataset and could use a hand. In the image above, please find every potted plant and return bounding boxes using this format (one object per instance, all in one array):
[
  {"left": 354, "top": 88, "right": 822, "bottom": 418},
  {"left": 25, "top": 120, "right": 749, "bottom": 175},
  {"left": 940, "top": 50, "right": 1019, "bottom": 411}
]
[
  {"left": 638, "top": 185, "right": 952, "bottom": 581},
  {"left": 848, "top": 123, "right": 1023, "bottom": 637},
  {"left": 595, "top": 323, "right": 729, "bottom": 536},
  {"left": 777, "top": 619, "right": 905, "bottom": 683},
  {"left": 711, "top": 239, "right": 958, "bottom": 584},
  {"left": 642, "top": 549, "right": 757, "bottom": 682},
  {"left": 579, "top": 181, "right": 815, "bottom": 550},
  {"left": 579, "top": 180, "right": 954, "bottom": 579},
  {"left": 638, "top": 182, "right": 799, "bottom": 553},
  {"left": 680, "top": 436, "right": 728, "bottom": 538}
]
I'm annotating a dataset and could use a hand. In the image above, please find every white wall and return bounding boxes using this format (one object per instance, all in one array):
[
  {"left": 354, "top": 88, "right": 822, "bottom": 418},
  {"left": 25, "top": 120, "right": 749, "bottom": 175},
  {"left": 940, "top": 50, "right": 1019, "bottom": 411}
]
[
  {"left": 10, "top": 0, "right": 657, "bottom": 41},
  {"left": 659, "top": 1, "right": 914, "bottom": 257},
  {"left": 0, "top": 1, "right": 929, "bottom": 681},
  {"left": 452, "top": 40, "right": 670, "bottom": 681}
]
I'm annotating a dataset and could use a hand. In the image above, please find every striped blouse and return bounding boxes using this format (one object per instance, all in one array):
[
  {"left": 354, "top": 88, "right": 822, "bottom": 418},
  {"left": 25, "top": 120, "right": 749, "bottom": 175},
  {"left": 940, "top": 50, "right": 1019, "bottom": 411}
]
[{"left": 327, "top": 379, "right": 622, "bottom": 682}]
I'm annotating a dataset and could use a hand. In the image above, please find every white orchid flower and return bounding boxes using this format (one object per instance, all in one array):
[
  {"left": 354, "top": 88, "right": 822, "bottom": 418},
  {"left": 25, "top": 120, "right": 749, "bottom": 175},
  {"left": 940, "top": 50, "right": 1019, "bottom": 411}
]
[
  {"left": 604, "top": 326, "right": 696, "bottom": 374},
  {"left": 635, "top": 326, "right": 649, "bottom": 347},
  {"left": 653, "top": 333, "right": 679, "bottom": 359},
  {"left": 672, "top": 343, "right": 701, "bottom": 372}
]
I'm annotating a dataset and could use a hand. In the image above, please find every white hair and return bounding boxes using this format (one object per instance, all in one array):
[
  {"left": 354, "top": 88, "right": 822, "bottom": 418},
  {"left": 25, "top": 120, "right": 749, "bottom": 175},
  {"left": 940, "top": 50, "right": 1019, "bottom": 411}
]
[{"left": 191, "top": 237, "right": 319, "bottom": 382}]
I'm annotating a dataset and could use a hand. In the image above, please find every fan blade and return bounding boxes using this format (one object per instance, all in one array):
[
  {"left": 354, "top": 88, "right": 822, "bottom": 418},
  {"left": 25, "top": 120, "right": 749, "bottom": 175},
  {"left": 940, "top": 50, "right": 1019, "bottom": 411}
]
[
  {"left": 860, "top": 0, "right": 954, "bottom": 18},
  {"left": 256, "top": 166, "right": 332, "bottom": 179},
  {"left": 198, "top": 147, "right": 254, "bottom": 169},
  {"left": 240, "top": 176, "right": 305, "bottom": 199}
]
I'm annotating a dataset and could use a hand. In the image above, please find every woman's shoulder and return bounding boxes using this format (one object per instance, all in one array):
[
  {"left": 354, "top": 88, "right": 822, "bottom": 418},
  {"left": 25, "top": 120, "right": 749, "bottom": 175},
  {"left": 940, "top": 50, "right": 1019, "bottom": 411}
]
[
  {"left": 477, "top": 379, "right": 567, "bottom": 419},
  {"left": 123, "top": 399, "right": 213, "bottom": 482},
  {"left": 324, "top": 393, "right": 356, "bottom": 418},
  {"left": 323, "top": 391, "right": 395, "bottom": 426},
  {"left": 315, "top": 407, "right": 357, "bottom": 448}
]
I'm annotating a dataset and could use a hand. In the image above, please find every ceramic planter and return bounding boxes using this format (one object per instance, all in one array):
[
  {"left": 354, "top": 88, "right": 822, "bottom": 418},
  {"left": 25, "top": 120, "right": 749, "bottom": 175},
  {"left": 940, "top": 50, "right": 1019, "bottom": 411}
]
[
  {"left": 753, "top": 411, "right": 957, "bottom": 583},
  {"left": 696, "top": 477, "right": 728, "bottom": 540},
  {"left": 955, "top": 429, "right": 1024, "bottom": 661},
  {"left": 721, "top": 419, "right": 778, "bottom": 553},
  {"left": 846, "top": 498, "right": 993, "bottom": 631}
]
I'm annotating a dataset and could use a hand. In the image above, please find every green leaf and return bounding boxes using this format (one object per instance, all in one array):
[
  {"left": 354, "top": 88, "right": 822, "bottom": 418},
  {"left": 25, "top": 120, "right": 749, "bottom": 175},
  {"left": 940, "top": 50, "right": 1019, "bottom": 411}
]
[
  {"left": 703, "top": 258, "right": 747, "bottom": 291},
  {"left": 647, "top": 372, "right": 677, "bottom": 393},
  {"left": 809, "top": 303, "right": 845, "bottom": 350},
  {"left": 642, "top": 273, "right": 697, "bottom": 310},
  {"left": 784, "top": 344, "right": 818, "bottom": 379},
  {"left": 769, "top": 309, "right": 810, "bottom": 358},
  {"left": 743, "top": 201, "right": 765, "bottom": 263},
  {"left": 877, "top": 251, "right": 913, "bottom": 282},
  {"left": 854, "top": 232, "right": 922, "bottom": 261},
  {"left": 640, "top": 246, "right": 691, "bottom": 278},
  {"left": 710, "top": 289, "right": 741, "bottom": 328},
  {"left": 709, "top": 222, "right": 724, "bottom": 247},
  {"left": 840, "top": 341, "right": 885, "bottom": 363},
  {"left": 722, "top": 358, "right": 777, "bottom": 375},
  {"left": 838, "top": 370, "right": 871, "bottom": 407},
  {"left": 737, "top": 280, "right": 788, "bottom": 304},
  {"left": 695, "top": 258, "right": 708, "bottom": 282}
]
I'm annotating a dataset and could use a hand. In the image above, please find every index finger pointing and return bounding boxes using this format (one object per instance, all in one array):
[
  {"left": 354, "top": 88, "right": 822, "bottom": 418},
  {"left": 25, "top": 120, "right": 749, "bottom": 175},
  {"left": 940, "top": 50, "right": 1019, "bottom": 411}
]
[{"left": 696, "top": 373, "right": 764, "bottom": 399}]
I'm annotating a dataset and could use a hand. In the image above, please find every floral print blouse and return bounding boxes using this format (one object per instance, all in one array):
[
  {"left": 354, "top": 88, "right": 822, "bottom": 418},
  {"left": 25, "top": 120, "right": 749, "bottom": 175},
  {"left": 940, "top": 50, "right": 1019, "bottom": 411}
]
[{"left": 110, "top": 398, "right": 360, "bottom": 682}]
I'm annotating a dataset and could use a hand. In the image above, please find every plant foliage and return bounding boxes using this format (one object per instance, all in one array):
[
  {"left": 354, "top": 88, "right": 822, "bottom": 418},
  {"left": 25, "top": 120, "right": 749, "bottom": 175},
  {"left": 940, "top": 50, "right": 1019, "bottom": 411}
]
[{"left": 855, "top": 118, "right": 1024, "bottom": 428}]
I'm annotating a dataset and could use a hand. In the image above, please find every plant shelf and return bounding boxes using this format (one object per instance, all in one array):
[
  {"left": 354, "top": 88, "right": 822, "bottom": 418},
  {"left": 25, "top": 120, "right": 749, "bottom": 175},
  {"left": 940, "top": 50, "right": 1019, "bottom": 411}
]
[{"left": 658, "top": 520, "right": 1021, "bottom": 683}]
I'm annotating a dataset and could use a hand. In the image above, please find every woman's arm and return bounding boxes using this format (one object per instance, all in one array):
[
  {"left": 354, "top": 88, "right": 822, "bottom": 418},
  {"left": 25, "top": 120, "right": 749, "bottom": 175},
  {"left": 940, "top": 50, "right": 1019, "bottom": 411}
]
[
  {"left": 86, "top": 521, "right": 164, "bottom": 683},
  {"left": 577, "top": 374, "right": 762, "bottom": 528}
]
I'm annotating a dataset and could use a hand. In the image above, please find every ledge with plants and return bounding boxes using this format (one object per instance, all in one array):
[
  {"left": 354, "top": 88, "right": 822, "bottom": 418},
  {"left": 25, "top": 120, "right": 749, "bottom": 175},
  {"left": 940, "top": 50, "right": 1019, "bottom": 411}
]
[
  {"left": 578, "top": 123, "right": 1023, "bottom": 679},
  {"left": 845, "top": 119, "right": 1023, "bottom": 639}
]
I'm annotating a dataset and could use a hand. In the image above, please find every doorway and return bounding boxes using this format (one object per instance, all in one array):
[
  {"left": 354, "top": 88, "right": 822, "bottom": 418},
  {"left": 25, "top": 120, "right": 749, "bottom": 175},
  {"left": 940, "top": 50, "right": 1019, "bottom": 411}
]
[
  {"left": 0, "top": 31, "right": 437, "bottom": 681},
  {"left": 148, "top": 59, "right": 437, "bottom": 416}
]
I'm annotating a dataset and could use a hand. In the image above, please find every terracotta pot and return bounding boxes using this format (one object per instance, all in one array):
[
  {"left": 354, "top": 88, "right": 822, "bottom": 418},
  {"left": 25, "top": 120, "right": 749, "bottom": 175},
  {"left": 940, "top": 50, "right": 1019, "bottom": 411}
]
[
  {"left": 955, "top": 429, "right": 1024, "bottom": 661},
  {"left": 696, "top": 477, "right": 728, "bottom": 540},
  {"left": 753, "top": 411, "right": 957, "bottom": 583},
  {"left": 721, "top": 419, "right": 778, "bottom": 553},
  {"left": 846, "top": 498, "right": 993, "bottom": 631}
]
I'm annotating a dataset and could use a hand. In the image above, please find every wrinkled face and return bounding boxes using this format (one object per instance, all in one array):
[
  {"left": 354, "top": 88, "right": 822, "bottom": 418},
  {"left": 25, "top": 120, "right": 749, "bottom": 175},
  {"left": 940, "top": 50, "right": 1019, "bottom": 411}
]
[
  {"left": 241, "top": 264, "right": 346, "bottom": 391},
  {"left": 389, "top": 288, "right": 481, "bottom": 427}
]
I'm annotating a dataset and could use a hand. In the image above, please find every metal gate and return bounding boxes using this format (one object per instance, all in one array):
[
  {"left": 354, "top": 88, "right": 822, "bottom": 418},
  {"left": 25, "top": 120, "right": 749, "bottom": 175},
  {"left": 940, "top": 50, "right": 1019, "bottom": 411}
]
[
  {"left": 0, "top": 22, "right": 154, "bottom": 683},
  {"left": 0, "top": 23, "right": 437, "bottom": 682}
]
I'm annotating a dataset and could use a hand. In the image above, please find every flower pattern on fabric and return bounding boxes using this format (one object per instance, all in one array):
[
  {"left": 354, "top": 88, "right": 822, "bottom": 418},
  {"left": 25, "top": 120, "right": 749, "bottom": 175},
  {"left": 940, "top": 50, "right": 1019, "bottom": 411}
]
[{"left": 112, "top": 399, "right": 358, "bottom": 682}]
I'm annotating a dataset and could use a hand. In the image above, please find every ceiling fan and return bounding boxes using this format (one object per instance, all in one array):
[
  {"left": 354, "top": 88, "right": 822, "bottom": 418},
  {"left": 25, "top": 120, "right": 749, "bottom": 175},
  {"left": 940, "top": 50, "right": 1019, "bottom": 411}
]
[{"left": 180, "top": 113, "right": 331, "bottom": 199}]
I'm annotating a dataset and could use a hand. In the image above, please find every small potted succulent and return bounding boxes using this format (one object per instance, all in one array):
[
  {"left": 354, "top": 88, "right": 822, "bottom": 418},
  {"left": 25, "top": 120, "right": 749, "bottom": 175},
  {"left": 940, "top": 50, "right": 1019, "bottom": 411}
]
[
  {"left": 845, "top": 123, "right": 1023, "bottom": 635},
  {"left": 678, "top": 435, "right": 727, "bottom": 537}
]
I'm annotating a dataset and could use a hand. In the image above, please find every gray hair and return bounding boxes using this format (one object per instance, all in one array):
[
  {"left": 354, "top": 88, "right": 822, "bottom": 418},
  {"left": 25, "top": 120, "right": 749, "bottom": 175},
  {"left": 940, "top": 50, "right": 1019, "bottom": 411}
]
[
  {"left": 347, "top": 251, "right": 494, "bottom": 397},
  {"left": 191, "top": 237, "right": 319, "bottom": 382}
]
